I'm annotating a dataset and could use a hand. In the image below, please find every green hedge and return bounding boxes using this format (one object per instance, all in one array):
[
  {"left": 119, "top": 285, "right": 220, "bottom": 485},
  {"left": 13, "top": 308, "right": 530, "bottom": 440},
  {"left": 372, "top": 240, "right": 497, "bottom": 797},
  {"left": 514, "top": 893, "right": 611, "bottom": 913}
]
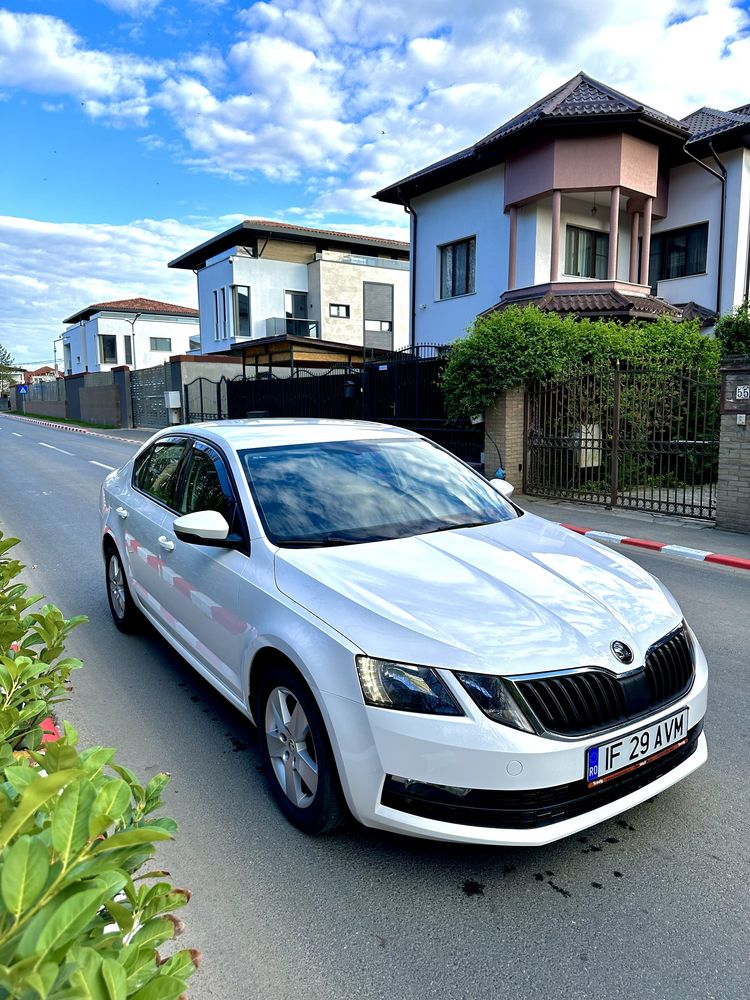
[{"left": 440, "top": 306, "right": 722, "bottom": 419}]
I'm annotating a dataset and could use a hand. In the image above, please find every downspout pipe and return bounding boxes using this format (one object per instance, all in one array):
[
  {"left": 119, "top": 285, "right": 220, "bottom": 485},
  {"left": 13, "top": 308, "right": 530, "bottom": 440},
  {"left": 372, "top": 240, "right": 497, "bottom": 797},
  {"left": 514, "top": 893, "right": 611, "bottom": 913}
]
[
  {"left": 682, "top": 142, "right": 725, "bottom": 315},
  {"left": 397, "top": 187, "right": 417, "bottom": 350}
]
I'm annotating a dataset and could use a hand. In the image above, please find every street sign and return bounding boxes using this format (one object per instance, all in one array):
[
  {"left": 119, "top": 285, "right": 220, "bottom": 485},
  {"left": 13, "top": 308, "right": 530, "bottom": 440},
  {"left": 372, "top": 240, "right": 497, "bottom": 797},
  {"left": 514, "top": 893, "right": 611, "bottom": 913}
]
[{"left": 17, "top": 385, "right": 28, "bottom": 394}]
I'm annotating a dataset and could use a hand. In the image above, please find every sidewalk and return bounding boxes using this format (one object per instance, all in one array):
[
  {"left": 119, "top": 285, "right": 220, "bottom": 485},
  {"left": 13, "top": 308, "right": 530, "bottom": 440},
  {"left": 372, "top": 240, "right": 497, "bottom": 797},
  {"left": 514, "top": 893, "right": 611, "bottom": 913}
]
[
  {"left": 1, "top": 412, "right": 156, "bottom": 446},
  {"left": 519, "top": 493, "right": 750, "bottom": 569}
]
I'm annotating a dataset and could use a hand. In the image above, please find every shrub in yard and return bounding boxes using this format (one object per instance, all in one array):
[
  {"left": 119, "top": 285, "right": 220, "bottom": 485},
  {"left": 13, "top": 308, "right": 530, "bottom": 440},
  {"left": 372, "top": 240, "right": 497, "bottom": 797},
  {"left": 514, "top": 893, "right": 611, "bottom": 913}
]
[
  {"left": 441, "top": 306, "right": 721, "bottom": 419},
  {"left": 714, "top": 300, "right": 750, "bottom": 357},
  {"left": 0, "top": 532, "right": 199, "bottom": 998}
]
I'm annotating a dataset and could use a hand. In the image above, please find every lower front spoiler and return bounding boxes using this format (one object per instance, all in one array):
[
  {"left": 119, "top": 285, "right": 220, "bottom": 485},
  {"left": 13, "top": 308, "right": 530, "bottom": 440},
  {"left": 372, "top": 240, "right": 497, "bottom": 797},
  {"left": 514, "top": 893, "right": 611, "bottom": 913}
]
[{"left": 365, "top": 730, "right": 707, "bottom": 848}]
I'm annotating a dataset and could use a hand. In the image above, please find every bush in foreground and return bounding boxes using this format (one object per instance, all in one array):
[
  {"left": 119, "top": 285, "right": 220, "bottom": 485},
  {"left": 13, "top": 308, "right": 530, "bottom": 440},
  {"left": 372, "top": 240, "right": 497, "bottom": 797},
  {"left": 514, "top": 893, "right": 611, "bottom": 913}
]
[{"left": 0, "top": 532, "right": 198, "bottom": 998}]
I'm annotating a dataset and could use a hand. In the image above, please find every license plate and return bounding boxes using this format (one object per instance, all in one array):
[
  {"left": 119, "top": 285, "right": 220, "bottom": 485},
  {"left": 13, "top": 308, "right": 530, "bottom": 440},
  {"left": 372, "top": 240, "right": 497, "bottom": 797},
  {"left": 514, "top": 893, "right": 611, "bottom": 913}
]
[{"left": 586, "top": 708, "right": 689, "bottom": 787}]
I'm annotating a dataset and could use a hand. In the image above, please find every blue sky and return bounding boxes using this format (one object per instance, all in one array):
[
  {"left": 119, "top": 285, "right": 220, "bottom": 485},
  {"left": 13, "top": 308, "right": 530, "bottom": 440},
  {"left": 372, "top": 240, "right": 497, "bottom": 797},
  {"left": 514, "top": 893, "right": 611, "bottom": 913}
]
[{"left": 1, "top": 0, "right": 749, "bottom": 364}]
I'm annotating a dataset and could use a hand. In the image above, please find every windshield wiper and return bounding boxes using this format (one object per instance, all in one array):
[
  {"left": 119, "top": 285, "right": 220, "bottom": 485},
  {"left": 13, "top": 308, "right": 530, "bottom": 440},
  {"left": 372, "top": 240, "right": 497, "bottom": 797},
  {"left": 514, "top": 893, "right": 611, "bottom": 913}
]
[
  {"left": 423, "top": 519, "right": 493, "bottom": 534},
  {"left": 278, "top": 535, "right": 371, "bottom": 548}
]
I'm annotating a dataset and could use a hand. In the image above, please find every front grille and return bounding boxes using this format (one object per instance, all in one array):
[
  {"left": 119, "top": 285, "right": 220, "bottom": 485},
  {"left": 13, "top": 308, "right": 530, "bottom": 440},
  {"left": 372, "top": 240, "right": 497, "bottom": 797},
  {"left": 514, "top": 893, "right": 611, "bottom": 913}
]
[
  {"left": 510, "top": 626, "right": 695, "bottom": 737},
  {"left": 381, "top": 720, "right": 703, "bottom": 830}
]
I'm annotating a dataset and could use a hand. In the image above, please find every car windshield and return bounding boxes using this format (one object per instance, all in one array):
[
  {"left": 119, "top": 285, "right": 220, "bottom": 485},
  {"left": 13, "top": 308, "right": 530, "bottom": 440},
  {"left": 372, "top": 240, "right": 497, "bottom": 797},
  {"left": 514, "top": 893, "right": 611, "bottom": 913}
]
[{"left": 238, "top": 437, "right": 519, "bottom": 546}]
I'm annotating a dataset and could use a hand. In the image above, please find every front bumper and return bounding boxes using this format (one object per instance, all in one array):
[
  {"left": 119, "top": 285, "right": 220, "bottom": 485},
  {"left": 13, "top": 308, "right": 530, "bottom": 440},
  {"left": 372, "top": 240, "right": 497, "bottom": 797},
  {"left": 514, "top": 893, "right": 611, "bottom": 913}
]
[{"left": 324, "top": 638, "right": 708, "bottom": 846}]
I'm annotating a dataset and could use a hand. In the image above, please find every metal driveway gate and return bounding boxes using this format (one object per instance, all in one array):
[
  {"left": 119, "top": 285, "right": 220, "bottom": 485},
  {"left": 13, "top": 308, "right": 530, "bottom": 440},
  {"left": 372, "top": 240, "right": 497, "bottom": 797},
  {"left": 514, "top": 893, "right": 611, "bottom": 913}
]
[
  {"left": 525, "top": 361, "right": 721, "bottom": 519},
  {"left": 130, "top": 365, "right": 168, "bottom": 428}
]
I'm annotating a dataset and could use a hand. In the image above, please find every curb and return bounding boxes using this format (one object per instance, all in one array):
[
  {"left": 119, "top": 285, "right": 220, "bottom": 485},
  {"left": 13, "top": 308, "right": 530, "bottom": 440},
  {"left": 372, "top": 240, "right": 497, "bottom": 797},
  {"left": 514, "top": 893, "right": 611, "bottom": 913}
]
[
  {"left": 561, "top": 523, "right": 750, "bottom": 572},
  {"left": 0, "top": 413, "right": 149, "bottom": 446}
]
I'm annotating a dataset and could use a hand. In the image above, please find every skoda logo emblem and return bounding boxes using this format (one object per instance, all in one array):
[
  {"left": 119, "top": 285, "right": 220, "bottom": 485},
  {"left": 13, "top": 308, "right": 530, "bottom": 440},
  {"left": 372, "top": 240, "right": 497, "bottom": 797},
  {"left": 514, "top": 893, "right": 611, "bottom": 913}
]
[{"left": 611, "top": 641, "right": 634, "bottom": 665}]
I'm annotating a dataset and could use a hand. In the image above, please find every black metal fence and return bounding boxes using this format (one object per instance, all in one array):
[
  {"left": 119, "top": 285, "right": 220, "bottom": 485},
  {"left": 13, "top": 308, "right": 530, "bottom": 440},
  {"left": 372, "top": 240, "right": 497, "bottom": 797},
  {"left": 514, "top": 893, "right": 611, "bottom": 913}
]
[
  {"left": 525, "top": 361, "right": 721, "bottom": 519},
  {"left": 183, "top": 346, "right": 484, "bottom": 467}
]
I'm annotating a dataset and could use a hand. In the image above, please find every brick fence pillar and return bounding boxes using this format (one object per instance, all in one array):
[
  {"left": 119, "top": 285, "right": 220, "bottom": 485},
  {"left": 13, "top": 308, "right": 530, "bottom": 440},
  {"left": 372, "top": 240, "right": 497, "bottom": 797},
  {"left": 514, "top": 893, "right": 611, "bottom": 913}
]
[
  {"left": 484, "top": 387, "right": 525, "bottom": 485},
  {"left": 715, "top": 358, "right": 750, "bottom": 532}
]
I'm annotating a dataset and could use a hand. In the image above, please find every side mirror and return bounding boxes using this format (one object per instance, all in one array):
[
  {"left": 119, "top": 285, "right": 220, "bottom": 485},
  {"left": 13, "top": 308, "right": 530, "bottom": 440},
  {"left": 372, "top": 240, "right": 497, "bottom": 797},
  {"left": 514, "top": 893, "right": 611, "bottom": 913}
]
[
  {"left": 173, "top": 510, "right": 231, "bottom": 545},
  {"left": 489, "top": 478, "right": 515, "bottom": 499}
]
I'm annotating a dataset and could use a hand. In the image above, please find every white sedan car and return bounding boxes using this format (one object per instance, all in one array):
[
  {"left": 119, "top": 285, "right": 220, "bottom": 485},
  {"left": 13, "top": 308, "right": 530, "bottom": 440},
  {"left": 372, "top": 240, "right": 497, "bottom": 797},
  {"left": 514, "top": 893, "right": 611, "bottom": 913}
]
[{"left": 100, "top": 419, "right": 707, "bottom": 846}]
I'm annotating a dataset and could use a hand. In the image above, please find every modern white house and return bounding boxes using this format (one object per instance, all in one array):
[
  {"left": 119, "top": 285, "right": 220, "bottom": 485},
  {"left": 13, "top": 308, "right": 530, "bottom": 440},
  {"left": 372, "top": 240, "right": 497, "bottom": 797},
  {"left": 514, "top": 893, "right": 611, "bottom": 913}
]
[
  {"left": 168, "top": 219, "right": 410, "bottom": 355},
  {"left": 375, "top": 72, "right": 750, "bottom": 345},
  {"left": 61, "top": 297, "right": 200, "bottom": 375}
]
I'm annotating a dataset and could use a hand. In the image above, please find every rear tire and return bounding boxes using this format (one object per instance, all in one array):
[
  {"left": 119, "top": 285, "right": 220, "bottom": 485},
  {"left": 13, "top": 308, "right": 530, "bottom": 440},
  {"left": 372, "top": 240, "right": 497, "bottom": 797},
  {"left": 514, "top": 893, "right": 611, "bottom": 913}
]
[
  {"left": 105, "top": 545, "right": 141, "bottom": 633},
  {"left": 256, "top": 663, "right": 345, "bottom": 834}
]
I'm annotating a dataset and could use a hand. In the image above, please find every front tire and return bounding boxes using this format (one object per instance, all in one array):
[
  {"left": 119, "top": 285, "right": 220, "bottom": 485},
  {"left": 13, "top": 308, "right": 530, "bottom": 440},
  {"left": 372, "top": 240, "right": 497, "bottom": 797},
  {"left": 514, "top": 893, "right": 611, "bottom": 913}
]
[
  {"left": 257, "top": 664, "right": 345, "bottom": 834},
  {"left": 105, "top": 545, "right": 141, "bottom": 633}
]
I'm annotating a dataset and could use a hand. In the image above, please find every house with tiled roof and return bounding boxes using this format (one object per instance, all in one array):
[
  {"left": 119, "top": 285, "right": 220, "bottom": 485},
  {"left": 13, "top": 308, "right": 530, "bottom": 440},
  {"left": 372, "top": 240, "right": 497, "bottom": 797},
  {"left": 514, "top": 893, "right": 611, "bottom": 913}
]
[
  {"left": 375, "top": 72, "right": 750, "bottom": 345},
  {"left": 169, "top": 219, "right": 410, "bottom": 355},
  {"left": 61, "top": 297, "right": 199, "bottom": 375}
]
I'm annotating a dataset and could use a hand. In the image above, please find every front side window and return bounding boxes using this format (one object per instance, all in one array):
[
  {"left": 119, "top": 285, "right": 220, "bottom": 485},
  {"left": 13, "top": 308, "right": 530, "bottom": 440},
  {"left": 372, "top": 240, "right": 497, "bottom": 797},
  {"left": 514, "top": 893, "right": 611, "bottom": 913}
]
[
  {"left": 649, "top": 222, "right": 708, "bottom": 287},
  {"left": 565, "top": 226, "right": 609, "bottom": 279},
  {"left": 150, "top": 337, "right": 172, "bottom": 352},
  {"left": 329, "top": 303, "right": 350, "bottom": 318},
  {"left": 233, "top": 285, "right": 251, "bottom": 339},
  {"left": 124, "top": 336, "right": 133, "bottom": 366},
  {"left": 178, "top": 444, "right": 232, "bottom": 520},
  {"left": 240, "top": 437, "right": 519, "bottom": 546},
  {"left": 439, "top": 238, "right": 476, "bottom": 298},
  {"left": 213, "top": 290, "right": 220, "bottom": 340},
  {"left": 99, "top": 335, "right": 117, "bottom": 364},
  {"left": 133, "top": 439, "right": 187, "bottom": 508}
]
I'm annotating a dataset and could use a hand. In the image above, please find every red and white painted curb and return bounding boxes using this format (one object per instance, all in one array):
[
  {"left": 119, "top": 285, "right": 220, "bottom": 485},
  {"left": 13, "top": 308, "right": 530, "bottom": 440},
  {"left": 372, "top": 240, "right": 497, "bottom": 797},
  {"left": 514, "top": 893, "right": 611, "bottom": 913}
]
[
  {"left": 561, "top": 523, "right": 750, "bottom": 572},
  {"left": 1, "top": 412, "right": 147, "bottom": 446}
]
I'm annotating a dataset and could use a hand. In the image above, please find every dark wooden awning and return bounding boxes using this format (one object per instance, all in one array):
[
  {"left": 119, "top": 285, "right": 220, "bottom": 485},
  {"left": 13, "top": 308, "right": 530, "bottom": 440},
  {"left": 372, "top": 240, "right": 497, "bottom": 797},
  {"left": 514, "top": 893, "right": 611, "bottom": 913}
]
[{"left": 224, "top": 334, "right": 390, "bottom": 377}]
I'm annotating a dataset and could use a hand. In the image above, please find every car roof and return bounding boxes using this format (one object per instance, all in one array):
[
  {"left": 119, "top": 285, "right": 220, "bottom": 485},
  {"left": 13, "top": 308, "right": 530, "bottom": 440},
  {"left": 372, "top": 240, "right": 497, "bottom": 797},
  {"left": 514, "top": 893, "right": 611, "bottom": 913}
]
[{"left": 162, "top": 418, "right": 421, "bottom": 450}]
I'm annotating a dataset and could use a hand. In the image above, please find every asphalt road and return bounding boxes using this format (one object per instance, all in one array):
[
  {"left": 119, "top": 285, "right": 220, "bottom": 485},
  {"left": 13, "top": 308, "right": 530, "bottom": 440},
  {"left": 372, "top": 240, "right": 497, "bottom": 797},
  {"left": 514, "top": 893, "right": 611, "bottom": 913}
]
[{"left": 0, "top": 415, "right": 748, "bottom": 1000}]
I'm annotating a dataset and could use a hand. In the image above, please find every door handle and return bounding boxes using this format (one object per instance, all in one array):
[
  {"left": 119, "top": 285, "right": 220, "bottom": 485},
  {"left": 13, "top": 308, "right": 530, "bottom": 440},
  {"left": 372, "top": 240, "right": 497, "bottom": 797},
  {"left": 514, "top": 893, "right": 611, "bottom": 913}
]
[
  {"left": 115, "top": 506, "right": 128, "bottom": 519},
  {"left": 158, "top": 536, "right": 175, "bottom": 552}
]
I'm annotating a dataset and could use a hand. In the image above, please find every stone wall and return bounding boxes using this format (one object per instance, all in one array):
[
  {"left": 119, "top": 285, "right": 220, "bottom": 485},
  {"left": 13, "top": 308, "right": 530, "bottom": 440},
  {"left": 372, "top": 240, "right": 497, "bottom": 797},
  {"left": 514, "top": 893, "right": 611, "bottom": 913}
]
[
  {"left": 715, "top": 358, "right": 750, "bottom": 532},
  {"left": 484, "top": 387, "right": 525, "bottom": 484}
]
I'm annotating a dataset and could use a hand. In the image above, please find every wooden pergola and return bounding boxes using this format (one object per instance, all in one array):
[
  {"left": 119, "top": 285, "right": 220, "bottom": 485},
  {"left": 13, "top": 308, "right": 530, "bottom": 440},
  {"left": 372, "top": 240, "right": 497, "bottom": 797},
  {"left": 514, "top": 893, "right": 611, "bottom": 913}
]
[{"left": 227, "top": 334, "right": 389, "bottom": 379}]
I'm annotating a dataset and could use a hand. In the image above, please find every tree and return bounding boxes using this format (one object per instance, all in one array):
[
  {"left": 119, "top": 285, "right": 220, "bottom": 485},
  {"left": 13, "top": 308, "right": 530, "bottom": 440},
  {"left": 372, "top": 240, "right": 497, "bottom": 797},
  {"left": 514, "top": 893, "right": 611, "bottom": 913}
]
[
  {"left": 0, "top": 342, "right": 19, "bottom": 396},
  {"left": 714, "top": 300, "right": 750, "bottom": 357}
]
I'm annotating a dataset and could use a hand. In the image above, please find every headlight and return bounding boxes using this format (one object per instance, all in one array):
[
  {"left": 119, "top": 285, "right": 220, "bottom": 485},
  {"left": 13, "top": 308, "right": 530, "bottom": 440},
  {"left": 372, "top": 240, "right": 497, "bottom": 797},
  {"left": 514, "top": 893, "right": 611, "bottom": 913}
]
[
  {"left": 455, "top": 672, "right": 534, "bottom": 732},
  {"left": 356, "top": 657, "right": 463, "bottom": 716}
]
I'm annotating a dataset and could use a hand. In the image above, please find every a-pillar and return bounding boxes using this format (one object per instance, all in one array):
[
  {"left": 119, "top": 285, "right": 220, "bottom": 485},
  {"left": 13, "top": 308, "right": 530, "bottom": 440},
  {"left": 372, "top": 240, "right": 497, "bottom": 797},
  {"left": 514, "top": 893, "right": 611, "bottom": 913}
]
[
  {"left": 507, "top": 206, "right": 518, "bottom": 290},
  {"left": 607, "top": 186, "right": 620, "bottom": 280},
  {"left": 550, "top": 190, "right": 561, "bottom": 282},
  {"left": 629, "top": 212, "right": 640, "bottom": 283},
  {"left": 639, "top": 197, "right": 653, "bottom": 286}
]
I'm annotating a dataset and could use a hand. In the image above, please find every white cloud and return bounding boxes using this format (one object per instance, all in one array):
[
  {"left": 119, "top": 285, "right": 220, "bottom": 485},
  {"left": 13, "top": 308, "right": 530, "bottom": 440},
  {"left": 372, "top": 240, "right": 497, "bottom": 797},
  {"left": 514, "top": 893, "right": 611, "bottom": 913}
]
[
  {"left": 0, "top": 9, "right": 165, "bottom": 121},
  {"left": 0, "top": 215, "right": 213, "bottom": 364},
  {"left": 96, "top": 0, "right": 164, "bottom": 15}
]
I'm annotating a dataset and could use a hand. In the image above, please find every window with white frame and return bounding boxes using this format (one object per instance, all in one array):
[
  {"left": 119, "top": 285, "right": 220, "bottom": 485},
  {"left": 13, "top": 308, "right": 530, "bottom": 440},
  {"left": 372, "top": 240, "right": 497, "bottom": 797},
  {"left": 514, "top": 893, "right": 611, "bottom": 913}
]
[
  {"left": 221, "top": 287, "right": 228, "bottom": 338},
  {"left": 439, "top": 237, "right": 476, "bottom": 299},
  {"left": 329, "top": 303, "right": 350, "bottom": 318},
  {"left": 124, "top": 336, "right": 133, "bottom": 367},
  {"left": 99, "top": 335, "right": 117, "bottom": 364},
  {"left": 150, "top": 337, "right": 172, "bottom": 352},
  {"left": 232, "top": 285, "right": 251, "bottom": 339}
]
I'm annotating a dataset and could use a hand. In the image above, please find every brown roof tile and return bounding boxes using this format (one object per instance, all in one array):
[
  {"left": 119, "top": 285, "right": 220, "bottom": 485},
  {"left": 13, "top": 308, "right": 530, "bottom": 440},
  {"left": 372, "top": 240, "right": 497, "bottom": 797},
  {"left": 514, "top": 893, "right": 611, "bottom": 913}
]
[{"left": 63, "top": 297, "right": 199, "bottom": 325}]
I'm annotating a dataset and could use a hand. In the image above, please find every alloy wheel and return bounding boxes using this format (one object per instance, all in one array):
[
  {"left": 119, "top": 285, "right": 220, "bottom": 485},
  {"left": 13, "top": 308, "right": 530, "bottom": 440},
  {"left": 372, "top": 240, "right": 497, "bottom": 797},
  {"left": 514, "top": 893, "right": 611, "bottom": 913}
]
[
  {"left": 108, "top": 555, "right": 126, "bottom": 620},
  {"left": 265, "top": 686, "right": 319, "bottom": 808}
]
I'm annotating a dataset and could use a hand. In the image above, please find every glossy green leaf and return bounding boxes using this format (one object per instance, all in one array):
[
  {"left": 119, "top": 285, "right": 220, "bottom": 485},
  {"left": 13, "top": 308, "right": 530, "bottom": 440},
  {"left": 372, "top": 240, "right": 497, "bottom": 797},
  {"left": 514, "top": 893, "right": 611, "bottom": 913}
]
[
  {"left": 92, "top": 828, "right": 172, "bottom": 854},
  {"left": 17, "top": 886, "right": 109, "bottom": 961},
  {"left": 0, "top": 770, "right": 83, "bottom": 850},
  {"left": 52, "top": 779, "right": 96, "bottom": 865},
  {"left": 1, "top": 834, "right": 49, "bottom": 919},
  {"left": 128, "top": 974, "right": 189, "bottom": 1000},
  {"left": 89, "top": 779, "right": 131, "bottom": 838}
]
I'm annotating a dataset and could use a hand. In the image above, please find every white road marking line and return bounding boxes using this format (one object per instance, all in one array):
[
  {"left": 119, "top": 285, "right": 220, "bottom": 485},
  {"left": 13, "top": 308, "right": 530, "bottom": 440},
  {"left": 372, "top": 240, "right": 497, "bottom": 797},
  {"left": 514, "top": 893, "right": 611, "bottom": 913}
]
[
  {"left": 39, "top": 442, "right": 74, "bottom": 456},
  {"left": 12, "top": 432, "right": 22, "bottom": 437},
  {"left": 90, "top": 461, "right": 115, "bottom": 471}
]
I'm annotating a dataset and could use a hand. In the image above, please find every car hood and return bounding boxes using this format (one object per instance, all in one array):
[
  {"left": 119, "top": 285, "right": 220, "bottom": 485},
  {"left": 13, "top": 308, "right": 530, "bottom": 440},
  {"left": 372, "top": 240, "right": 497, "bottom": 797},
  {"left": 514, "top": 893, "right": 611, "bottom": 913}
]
[{"left": 274, "top": 513, "right": 682, "bottom": 676}]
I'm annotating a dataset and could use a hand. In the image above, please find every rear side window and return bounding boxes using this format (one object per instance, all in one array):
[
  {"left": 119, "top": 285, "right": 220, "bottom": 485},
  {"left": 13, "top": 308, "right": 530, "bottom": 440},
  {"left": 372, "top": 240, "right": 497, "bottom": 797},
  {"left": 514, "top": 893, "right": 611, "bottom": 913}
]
[{"left": 133, "top": 440, "right": 187, "bottom": 508}]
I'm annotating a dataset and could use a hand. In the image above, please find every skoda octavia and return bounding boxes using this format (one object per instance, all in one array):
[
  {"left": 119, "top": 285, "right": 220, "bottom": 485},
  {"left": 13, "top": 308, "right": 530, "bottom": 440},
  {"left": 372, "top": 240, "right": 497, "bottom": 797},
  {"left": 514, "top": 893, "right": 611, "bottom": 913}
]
[{"left": 100, "top": 420, "right": 707, "bottom": 845}]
